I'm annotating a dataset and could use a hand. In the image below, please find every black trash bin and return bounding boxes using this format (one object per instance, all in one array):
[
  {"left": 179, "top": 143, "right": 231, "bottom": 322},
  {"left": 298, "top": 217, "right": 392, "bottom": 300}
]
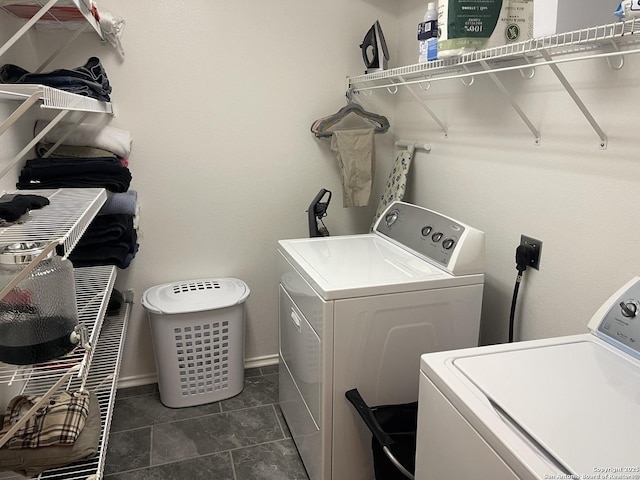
[{"left": 345, "top": 388, "right": 418, "bottom": 480}]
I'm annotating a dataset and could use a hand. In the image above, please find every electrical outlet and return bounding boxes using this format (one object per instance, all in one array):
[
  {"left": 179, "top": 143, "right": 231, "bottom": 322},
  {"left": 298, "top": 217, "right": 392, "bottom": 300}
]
[{"left": 520, "top": 235, "right": 542, "bottom": 270}]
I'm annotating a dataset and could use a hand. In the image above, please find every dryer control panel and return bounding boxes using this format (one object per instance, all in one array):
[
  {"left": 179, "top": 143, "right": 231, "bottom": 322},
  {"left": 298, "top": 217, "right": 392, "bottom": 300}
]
[
  {"left": 593, "top": 277, "right": 640, "bottom": 358},
  {"left": 373, "top": 201, "right": 485, "bottom": 276}
]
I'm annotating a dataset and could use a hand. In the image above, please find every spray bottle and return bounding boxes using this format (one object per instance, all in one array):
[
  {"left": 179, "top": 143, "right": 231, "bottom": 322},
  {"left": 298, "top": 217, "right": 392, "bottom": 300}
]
[{"left": 418, "top": 2, "right": 438, "bottom": 63}]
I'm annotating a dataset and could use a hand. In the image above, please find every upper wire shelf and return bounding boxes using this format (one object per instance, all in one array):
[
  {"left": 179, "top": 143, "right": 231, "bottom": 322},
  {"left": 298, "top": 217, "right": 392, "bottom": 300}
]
[
  {"left": 0, "top": 188, "right": 107, "bottom": 256},
  {"left": 0, "top": 0, "right": 101, "bottom": 37},
  {"left": 0, "top": 84, "right": 113, "bottom": 114},
  {"left": 0, "top": 188, "right": 106, "bottom": 303},
  {"left": 348, "top": 18, "right": 640, "bottom": 91}
]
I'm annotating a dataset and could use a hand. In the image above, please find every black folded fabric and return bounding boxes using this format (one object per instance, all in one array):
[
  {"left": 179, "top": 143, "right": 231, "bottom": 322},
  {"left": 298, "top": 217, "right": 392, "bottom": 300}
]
[
  {"left": 69, "top": 214, "right": 138, "bottom": 269},
  {"left": 107, "top": 289, "right": 124, "bottom": 316},
  {"left": 17, "top": 157, "right": 131, "bottom": 193},
  {"left": 75, "top": 214, "right": 133, "bottom": 246},
  {"left": 0, "top": 194, "right": 50, "bottom": 222},
  {"left": 19, "top": 157, "right": 124, "bottom": 178}
]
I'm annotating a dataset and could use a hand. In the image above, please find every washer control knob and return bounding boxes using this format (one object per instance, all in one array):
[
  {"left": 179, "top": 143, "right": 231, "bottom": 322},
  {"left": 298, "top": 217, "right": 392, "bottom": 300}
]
[
  {"left": 620, "top": 301, "right": 638, "bottom": 318},
  {"left": 421, "top": 226, "right": 433, "bottom": 236},
  {"left": 431, "top": 232, "right": 443, "bottom": 242},
  {"left": 442, "top": 238, "right": 456, "bottom": 250},
  {"left": 385, "top": 210, "right": 399, "bottom": 227}
]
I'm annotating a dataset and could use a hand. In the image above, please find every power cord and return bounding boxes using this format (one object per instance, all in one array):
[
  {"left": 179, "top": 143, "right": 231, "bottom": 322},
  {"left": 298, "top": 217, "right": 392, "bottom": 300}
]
[{"left": 508, "top": 244, "right": 536, "bottom": 343}]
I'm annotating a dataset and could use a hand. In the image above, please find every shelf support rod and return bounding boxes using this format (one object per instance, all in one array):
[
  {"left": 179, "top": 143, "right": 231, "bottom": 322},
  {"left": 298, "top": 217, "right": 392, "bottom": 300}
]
[
  {"left": 35, "top": 24, "right": 89, "bottom": 73},
  {"left": 41, "top": 111, "right": 90, "bottom": 158},
  {"left": 398, "top": 75, "right": 448, "bottom": 137},
  {"left": 0, "top": 93, "right": 40, "bottom": 137},
  {"left": 0, "top": 109, "right": 70, "bottom": 180},
  {"left": 606, "top": 41, "right": 624, "bottom": 70},
  {"left": 540, "top": 50, "right": 607, "bottom": 149},
  {"left": 0, "top": 0, "right": 60, "bottom": 59},
  {"left": 479, "top": 60, "right": 541, "bottom": 145}
]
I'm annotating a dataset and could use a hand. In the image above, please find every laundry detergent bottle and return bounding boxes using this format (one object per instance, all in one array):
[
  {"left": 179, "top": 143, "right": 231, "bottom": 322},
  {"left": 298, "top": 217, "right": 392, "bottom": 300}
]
[{"left": 418, "top": 2, "right": 438, "bottom": 63}]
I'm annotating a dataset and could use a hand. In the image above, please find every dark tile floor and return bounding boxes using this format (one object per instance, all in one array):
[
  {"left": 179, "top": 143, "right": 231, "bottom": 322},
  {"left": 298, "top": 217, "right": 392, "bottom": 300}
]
[{"left": 104, "top": 365, "right": 309, "bottom": 480}]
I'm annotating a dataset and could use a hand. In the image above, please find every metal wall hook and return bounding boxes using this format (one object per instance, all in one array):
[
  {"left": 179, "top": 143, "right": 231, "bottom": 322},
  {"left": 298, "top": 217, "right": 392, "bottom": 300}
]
[
  {"left": 419, "top": 81, "right": 431, "bottom": 90},
  {"left": 460, "top": 76, "right": 474, "bottom": 86},
  {"left": 520, "top": 67, "right": 535, "bottom": 79},
  {"left": 386, "top": 84, "right": 399, "bottom": 94},
  {"left": 607, "top": 56, "right": 624, "bottom": 70},
  {"left": 606, "top": 41, "right": 624, "bottom": 70},
  {"left": 460, "top": 65, "right": 475, "bottom": 86},
  {"left": 345, "top": 87, "right": 357, "bottom": 103}
]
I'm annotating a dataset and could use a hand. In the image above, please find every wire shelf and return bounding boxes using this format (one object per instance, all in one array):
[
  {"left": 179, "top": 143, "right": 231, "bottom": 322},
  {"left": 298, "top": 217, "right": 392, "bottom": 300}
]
[
  {"left": 348, "top": 18, "right": 640, "bottom": 90},
  {"left": 0, "top": 297, "right": 129, "bottom": 480},
  {"left": 0, "top": 265, "right": 116, "bottom": 387},
  {"left": 0, "top": 85, "right": 113, "bottom": 114},
  {"left": 0, "top": 188, "right": 107, "bottom": 257},
  {"left": 0, "top": 0, "right": 101, "bottom": 36}
]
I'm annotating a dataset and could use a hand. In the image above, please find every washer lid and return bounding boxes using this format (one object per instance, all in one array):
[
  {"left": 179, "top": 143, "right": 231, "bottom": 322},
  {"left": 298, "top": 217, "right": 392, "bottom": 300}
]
[
  {"left": 279, "top": 234, "right": 482, "bottom": 300},
  {"left": 454, "top": 340, "right": 640, "bottom": 476}
]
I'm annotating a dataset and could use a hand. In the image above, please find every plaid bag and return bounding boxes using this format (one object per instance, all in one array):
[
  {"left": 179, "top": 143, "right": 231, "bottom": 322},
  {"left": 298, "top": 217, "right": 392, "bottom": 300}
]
[{"left": 0, "top": 390, "right": 90, "bottom": 449}]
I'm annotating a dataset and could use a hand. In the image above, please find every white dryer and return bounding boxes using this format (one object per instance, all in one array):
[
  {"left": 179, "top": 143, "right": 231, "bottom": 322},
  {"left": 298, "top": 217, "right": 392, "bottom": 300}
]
[
  {"left": 277, "top": 201, "right": 485, "bottom": 480},
  {"left": 415, "top": 276, "right": 640, "bottom": 480}
]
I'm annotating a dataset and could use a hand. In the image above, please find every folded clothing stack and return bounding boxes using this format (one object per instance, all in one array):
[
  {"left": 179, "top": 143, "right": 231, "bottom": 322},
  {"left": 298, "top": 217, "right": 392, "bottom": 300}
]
[
  {"left": 0, "top": 57, "right": 112, "bottom": 102},
  {"left": 17, "top": 120, "right": 139, "bottom": 269},
  {"left": 69, "top": 213, "right": 138, "bottom": 269},
  {"left": 34, "top": 120, "right": 132, "bottom": 160},
  {"left": 0, "top": 390, "right": 100, "bottom": 477},
  {"left": 17, "top": 157, "right": 131, "bottom": 192},
  {"left": 18, "top": 120, "right": 133, "bottom": 193}
]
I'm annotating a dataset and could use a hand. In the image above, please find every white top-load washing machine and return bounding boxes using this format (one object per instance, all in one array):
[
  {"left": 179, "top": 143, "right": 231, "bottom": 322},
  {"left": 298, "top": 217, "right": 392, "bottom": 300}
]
[
  {"left": 415, "top": 276, "right": 640, "bottom": 480},
  {"left": 277, "top": 201, "right": 485, "bottom": 480}
]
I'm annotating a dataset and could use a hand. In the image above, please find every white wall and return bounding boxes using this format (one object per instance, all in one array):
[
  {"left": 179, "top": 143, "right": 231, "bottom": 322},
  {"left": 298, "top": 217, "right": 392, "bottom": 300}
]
[
  {"left": 394, "top": 3, "right": 640, "bottom": 345},
  {"left": 1, "top": 1, "right": 400, "bottom": 385},
  {"left": 6, "top": 1, "right": 637, "bottom": 385}
]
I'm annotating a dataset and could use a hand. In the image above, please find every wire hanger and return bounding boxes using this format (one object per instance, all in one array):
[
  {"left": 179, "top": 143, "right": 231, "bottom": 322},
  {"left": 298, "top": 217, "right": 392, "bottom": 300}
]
[{"left": 311, "top": 101, "right": 390, "bottom": 138}]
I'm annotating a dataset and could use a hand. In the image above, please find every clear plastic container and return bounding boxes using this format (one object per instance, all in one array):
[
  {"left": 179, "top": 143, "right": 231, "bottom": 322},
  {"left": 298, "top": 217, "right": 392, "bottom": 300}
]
[{"left": 0, "top": 242, "right": 79, "bottom": 365}]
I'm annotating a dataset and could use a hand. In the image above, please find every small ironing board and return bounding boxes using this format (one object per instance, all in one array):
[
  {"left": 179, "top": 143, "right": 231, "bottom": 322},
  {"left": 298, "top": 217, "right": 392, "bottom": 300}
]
[{"left": 370, "top": 147, "right": 414, "bottom": 231}]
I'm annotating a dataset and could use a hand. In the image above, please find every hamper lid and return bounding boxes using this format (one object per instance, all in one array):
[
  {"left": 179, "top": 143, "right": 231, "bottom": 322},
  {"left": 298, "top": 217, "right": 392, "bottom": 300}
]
[{"left": 142, "top": 278, "right": 250, "bottom": 315}]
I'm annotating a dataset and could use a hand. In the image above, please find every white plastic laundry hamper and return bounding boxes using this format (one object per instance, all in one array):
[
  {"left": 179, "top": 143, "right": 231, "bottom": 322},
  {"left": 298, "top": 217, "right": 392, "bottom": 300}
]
[{"left": 142, "top": 278, "right": 250, "bottom": 408}]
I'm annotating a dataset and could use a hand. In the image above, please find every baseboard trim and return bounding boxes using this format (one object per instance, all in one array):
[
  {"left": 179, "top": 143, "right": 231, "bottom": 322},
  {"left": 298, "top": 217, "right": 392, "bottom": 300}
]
[
  {"left": 116, "top": 354, "right": 279, "bottom": 389},
  {"left": 243, "top": 354, "right": 279, "bottom": 370}
]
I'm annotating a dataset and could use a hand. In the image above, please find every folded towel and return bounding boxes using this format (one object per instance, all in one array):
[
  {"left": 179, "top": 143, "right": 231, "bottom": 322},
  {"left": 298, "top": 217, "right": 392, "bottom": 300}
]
[
  {"left": 78, "top": 214, "right": 133, "bottom": 245},
  {"left": 17, "top": 157, "right": 132, "bottom": 193},
  {"left": 35, "top": 120, "right": 132, "bottom": 159},
  {"left": 36, "top": 142, "right": 117, "bottom": 160},
  {"left": 69, "top": 214, "right": 138, "bottom": 269},
  {"left": 98, "top": 190, "right": 137, "bottom": 216},
  {"left": 330, "top": 127, "right": 376, "bottom": 207}
]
